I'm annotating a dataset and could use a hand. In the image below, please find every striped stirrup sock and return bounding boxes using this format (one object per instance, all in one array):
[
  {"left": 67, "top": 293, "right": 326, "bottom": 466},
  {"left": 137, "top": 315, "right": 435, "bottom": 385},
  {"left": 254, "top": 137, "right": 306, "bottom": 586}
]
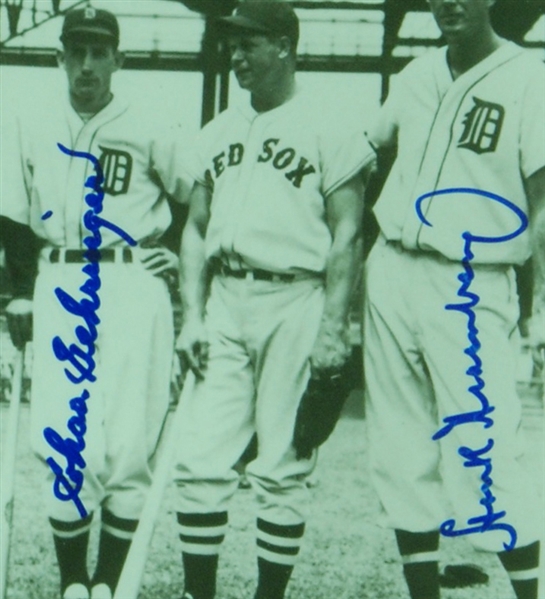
[
  {"left": 254, "top": 519, "right": 305, "bottom": 599},
  {"left": 499, "top": 541, "right": 540, "bottom": 599},
  {"left": 50, "top": 514, "right": 93, "bottom": 594},
  {"left": 92, "top": 509, "right": 138, "bottom": 594},
  {"left": 177, "top": 512, "right": 228, "bottom": 599},
  {"left": 395, "top": 529, "right": 440, "bottom": 599}
]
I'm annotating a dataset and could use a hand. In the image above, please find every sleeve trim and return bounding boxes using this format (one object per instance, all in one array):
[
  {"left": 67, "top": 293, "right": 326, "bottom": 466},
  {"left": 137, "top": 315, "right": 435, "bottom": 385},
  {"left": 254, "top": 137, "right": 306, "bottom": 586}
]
[{"left": 323, "top": 150, "right": 376, "bottom": 198}]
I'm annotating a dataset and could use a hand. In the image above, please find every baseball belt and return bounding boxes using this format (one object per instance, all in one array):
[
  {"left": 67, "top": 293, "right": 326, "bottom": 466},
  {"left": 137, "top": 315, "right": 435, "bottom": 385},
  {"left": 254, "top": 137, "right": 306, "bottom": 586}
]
[
  {"left": 47, "top": 248, "right": 134, "bottom": 264},
  {"left": 215, "top": 262, "right": 321, "bottom": 284}
]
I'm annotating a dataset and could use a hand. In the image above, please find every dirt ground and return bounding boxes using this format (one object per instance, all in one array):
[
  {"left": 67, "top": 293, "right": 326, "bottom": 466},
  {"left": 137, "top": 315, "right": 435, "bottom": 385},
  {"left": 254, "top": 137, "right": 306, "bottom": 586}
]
[{"left": 1, "top": 382, "right": 543, "bottom": 599}]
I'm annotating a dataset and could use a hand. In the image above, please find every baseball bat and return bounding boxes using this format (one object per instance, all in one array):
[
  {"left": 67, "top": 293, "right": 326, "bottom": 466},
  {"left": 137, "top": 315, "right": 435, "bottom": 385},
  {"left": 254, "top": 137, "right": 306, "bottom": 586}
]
[
  {"left": 0, "top": 347, "right": 25, "bottom": 599},
  {"left": 113, "top": 371, "right": 196, "bottom": 599}
]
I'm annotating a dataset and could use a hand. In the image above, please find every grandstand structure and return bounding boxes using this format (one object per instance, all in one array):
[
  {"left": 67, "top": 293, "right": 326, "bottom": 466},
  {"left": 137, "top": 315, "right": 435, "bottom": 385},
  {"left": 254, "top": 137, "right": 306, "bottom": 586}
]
[
  {"left": 1, "top": 0, "right": 544, "bottom": 124},
  {"left": 1, "top": 0, "right": 544, "bottom": 397}
]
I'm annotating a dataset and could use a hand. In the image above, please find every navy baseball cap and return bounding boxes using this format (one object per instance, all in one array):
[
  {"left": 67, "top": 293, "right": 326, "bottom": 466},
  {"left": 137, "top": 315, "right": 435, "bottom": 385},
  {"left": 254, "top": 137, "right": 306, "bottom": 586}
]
[
  {"left": 60, "top": 6, "right": 120, "bottom": 46},
  {"left": 221, "top": 2, "right": 299, "bottom": 48}
]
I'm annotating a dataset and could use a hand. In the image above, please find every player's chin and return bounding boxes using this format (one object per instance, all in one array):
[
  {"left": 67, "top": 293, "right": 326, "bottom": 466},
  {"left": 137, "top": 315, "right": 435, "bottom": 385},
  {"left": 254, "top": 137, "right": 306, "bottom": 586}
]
[
  {"left": 234, "top": 71, "right": 253, "bottom": 89},
  {"left": 74, "top": 83, "right": 100, "bottom": 99},
  {"left": 437, "top": 18, "right": 467, "bottom": 36}
]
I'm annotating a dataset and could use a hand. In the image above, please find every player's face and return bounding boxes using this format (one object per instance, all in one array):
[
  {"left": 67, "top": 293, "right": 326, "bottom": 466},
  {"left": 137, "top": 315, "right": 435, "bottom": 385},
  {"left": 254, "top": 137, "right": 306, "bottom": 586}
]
[
  {"left": 59, "top": 41, "right": 122, "bottom": 109},
  {"left": 227, "top": 32, "right": 285, "bottom": 95},
  {"left": 427, "top": 0, "right": 495, "bottom": 38}
]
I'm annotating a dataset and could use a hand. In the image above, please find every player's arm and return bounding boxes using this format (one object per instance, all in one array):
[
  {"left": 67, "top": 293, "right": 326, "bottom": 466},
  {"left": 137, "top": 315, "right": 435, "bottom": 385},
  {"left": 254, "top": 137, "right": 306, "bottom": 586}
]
[
  {"left": 144, "top": 124, "right": 193, "bottom": 278},
  {"left": 310, "top": 167, "right": 369, "bottom": 373},
  {"left": 527, "top": 165, "right": 545, "bottom": 363},
  {"left": 1, "top": 216, "right": 42, "bottom": 349},
  {"left": 175, "top": 181, "right": 212, "bottom": 378}
]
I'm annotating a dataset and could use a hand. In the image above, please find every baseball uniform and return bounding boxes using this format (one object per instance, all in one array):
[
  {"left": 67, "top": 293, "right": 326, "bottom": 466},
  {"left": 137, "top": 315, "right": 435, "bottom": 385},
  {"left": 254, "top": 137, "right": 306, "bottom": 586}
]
[
  {"left": 174, "top": 86, "right": 374, "bottom": 563},
  {"left": 0, "top": 7, "right": 194, "bottom": 599},
  {"left": 365, "top": 41, "right": 545, "bottom": 553},
  {"left": 2, "top": 92, "right": 188, "bottom": 522}
]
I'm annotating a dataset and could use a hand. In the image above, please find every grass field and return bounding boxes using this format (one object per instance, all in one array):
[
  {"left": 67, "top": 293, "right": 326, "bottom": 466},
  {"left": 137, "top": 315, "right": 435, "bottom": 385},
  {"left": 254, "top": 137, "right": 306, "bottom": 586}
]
[{"left": 1, "top": 383, "right": 543, "bottom": 599}]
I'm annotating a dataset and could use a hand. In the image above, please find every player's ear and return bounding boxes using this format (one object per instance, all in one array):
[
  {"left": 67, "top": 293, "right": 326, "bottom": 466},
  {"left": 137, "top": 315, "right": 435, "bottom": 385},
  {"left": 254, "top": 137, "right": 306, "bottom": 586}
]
[
  {"left": 56, "top": 48, "right": 66, "bottom": 70},
  {"left": 113, "top": 50, "right": 125, "bottom": 71},
  {"left": 277, "top": 36, "right": 291, "bottom": 59}
]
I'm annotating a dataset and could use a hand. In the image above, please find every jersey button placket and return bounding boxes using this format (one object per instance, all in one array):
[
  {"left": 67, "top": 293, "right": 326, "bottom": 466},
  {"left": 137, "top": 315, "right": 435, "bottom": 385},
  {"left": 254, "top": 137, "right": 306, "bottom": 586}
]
[{"left": 221, "top": 115, "right": 264, "bottom": 261}]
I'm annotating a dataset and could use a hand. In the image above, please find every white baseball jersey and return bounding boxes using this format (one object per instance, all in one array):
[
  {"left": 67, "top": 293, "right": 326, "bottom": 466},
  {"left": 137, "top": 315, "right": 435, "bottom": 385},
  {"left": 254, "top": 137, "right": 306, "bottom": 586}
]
[
  {"left": 364, "top": 42, "right": 544, "bottom": 553},
  {"left": 175, "top": 85, "right": 374, "bottom": 566},
  {"left": 2, "top": 93, "right": 189, "bottom": 521},
  {"left": 188, "top": 86, "right": 375, "bottom": 274},
  {"left": 370, "top": 42, "right": 545, "bottom": 265},
  {"left": 3, "top": 94, "right": 189, "bottom": 245}
]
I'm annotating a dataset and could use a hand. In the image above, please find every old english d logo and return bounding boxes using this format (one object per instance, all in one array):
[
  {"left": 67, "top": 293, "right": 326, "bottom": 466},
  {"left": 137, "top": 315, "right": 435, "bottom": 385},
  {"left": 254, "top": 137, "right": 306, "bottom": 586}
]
[
  {"left": 458, "top": 97, "right": 505, "bottom": 154},
  {"left": 98, "top": 146, "right": 132, "bottom": 196}
]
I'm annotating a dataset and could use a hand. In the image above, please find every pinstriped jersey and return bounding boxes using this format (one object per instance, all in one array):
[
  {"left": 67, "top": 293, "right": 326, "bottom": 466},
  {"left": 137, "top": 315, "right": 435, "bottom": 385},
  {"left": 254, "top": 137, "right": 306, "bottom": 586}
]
[
  {"left": 2, "top": 95, "right": 189, "bottom": 247},
  {"left": 188, "top": 87, "right": 375, "bottom": 274},
  {"left": 370, "top": 42, "right": 545, "bottom": 265}
]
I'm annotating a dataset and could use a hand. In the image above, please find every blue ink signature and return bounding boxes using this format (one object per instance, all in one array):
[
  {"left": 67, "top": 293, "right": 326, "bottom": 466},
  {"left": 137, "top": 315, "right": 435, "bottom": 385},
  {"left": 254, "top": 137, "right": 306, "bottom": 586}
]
[
  {"left": 415, "top": 187, "right": 527, "bottom": 551},
  {"left": 43, "top": 390, "right": 89, "bottom": 517},
  {"left": 43, "top": 145, "right": 136, "bottom": 518}
]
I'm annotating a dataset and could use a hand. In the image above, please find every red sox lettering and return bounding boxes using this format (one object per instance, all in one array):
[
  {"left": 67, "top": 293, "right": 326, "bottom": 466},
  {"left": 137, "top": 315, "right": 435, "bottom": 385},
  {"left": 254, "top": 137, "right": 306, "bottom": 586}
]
[{"left": 205, "top": 139, "right": 316, "bottom": 190}]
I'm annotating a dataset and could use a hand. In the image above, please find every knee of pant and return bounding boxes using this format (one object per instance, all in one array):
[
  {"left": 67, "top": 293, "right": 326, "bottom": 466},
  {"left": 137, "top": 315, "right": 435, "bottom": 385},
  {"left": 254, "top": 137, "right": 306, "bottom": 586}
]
[
  {"left": 173, "top": 456, "right": 240, "bottom": 484},
  {"left": 174, "top": 474, "right": 240, "bottom": 514},
  {"left": 248, "top": 473, "right": 310, "bottom": 519}
]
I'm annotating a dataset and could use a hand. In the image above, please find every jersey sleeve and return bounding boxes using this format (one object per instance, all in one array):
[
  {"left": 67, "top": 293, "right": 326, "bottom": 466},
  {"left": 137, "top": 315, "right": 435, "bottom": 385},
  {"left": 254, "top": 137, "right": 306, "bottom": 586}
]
[
  {"left": 319, "top": 125, "right": 376, "bottom": 198},
  {"left": 366, "top": 76, "right": 401, "bottom": 151},
  {"left": 183, "top": 124, "right": 215, "bottom": 190},
  {"left": 520, "top": 67, "right": 545, "bottom": 180},
  {"left": 150, "top": 122, "right": 194, "bottom": 205},
  {"left": 1, "top": 114, "right": 32, "bottom": 225}
]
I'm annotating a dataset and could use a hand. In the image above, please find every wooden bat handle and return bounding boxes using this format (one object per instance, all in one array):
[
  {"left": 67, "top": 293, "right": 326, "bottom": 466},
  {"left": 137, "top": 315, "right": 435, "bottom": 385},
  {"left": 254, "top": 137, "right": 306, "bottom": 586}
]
[
  {"left": 0, "top": 347, "right": 25, "bottom": 599},
  {"left": 113, "top": 372, "right": 195, "bottom": 599}
]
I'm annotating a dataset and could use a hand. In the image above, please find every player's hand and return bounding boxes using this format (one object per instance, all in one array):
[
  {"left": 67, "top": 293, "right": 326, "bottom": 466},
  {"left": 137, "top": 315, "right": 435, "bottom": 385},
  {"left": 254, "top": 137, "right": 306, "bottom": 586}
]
[
  {"left": 5, "top": 298, "right": 33, "bottom": 349},
  {"left": 139, "top": 247, "right": 178, "bottom": 276},
  {"left": 528, "top": 309, "right": 545, "bottom": 371},
  {"left": 310, "top": 320, "right": 351, "bottom": 376},
  {"left": 175, "top": 317, "right": 209, "bottom": 379}
]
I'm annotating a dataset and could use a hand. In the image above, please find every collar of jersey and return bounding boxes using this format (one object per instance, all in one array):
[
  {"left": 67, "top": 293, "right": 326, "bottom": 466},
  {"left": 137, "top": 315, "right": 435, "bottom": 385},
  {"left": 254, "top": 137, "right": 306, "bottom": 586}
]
[
  {"left": 438, "top": 40, "right": 523, "bottom": 93},
  {"left": 237, "top": 82, "right": 304, "bottom": 122},
  {"left": 66, "top": 93, "right": 129, "bottom": 129}
]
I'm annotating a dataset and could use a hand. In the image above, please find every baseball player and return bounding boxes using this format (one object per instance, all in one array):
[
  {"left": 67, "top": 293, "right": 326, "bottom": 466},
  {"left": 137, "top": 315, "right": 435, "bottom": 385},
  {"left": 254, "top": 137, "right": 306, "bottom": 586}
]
[
  {"left": 1, "top": 7, "right": 188, "bottom": 599},
  {"left": 364, "top": 0, "right": 545, "bottom": 598},
  {"left": 173, "top": 3, "right": 375, "bottom": 599}
]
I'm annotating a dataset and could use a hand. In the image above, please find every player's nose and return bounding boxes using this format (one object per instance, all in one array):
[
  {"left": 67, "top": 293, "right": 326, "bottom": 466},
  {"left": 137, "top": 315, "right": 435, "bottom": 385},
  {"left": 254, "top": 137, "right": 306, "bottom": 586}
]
[
  {"left": 81, "top": 49, "right": 94, "bottom": 71},
  {"left": 230, "top": 46, "right": 244, "bottom": 64}
]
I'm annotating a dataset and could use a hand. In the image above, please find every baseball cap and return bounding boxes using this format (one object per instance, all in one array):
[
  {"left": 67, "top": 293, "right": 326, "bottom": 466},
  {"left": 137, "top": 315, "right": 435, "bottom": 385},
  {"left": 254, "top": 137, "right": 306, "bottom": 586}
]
[
  {"left": 60, "top": 6, "right": 120, "bottom": 46},
  {"left": 221, "top": 2, "right": 299, "bottom": 48}
]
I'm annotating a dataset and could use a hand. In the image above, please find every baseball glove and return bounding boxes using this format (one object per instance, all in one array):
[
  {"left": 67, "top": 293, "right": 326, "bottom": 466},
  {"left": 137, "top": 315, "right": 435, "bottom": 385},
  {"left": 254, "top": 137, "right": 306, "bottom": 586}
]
[{"left": 292, "top": 364, "right": 352, "bottom": 460}]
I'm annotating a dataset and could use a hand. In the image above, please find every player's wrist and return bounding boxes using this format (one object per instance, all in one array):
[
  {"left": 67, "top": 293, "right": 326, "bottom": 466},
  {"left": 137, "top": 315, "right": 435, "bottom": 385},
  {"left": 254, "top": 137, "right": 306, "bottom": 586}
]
[
  {"left": 181, "top": 307, "right": 205, "bottom": 323},
  {"left": 318, "top": 313, "right": 349, "bottom": 332}
]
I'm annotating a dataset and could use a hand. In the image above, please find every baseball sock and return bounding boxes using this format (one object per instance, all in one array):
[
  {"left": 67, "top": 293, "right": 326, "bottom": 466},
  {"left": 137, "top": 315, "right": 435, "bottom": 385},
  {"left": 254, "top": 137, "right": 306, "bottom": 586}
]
[
  {"left": 498, "top": 541, "right": 540, "bottom": 599},
  {"left": 92, "top": 509, "right": 138, "bottom": 593},
  {"left": 177, "top": 511, "right": 228, "bottom": 599},
  {"left": 50, "top": 514, "right": 93, "bottom": 594},
  {"left": 395, "top": 529, "right": 440, "bottom": 599},
  {"left": 254, "top": 519, "right": 305, "bottom": 599}
]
